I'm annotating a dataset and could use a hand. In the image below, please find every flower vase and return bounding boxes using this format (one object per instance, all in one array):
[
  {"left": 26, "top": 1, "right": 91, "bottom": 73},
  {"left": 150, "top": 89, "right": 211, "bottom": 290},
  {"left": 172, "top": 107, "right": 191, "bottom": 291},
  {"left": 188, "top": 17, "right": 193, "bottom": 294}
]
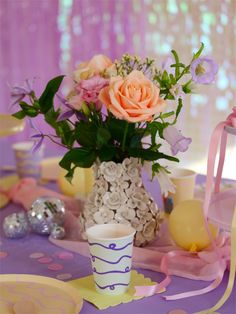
[{"left": 79, "top": 158, "right": 162, "bottom": 247}]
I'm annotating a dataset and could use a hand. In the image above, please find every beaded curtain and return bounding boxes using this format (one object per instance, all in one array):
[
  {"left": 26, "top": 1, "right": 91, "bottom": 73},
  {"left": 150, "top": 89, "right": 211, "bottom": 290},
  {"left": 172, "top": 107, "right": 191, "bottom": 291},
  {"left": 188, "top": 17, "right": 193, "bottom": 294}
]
[{"left": 0, "top": 0, "right": 235, "bottom": 173}]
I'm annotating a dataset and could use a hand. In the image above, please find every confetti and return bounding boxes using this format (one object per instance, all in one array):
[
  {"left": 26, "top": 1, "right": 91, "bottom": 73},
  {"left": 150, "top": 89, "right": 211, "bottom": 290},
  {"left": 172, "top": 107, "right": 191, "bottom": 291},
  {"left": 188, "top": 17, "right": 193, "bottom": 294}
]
[
  {"left": 48, "top": 263, "right": 64, "bottom": 271},
  {"left": 56, "top": 251, "right": 74, "bottom": 260},
  {"left": 29, "top": 252, "right": 44, "bottom": 259},
  {"left": 38, "top": 257, "right": 53, "bottom": 264},
  {"left": 56, "top": 273, "right": 72, "bottom": 280},
  {"left": 168, "top": 310, "right": 187, "bottom": 314},
  {"left": 0, "top": 251, "right": 8, "bottom": 259}
]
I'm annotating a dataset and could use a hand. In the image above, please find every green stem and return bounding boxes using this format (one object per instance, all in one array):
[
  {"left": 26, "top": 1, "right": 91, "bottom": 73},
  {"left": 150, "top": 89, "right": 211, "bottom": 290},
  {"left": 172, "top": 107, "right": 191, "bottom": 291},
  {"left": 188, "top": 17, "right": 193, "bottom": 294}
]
[
  {"left": 121, "top": 122, "right": 129, "bottom": 152},
  {"left": 171, "top": 49, "right": 180, "bottom": 78}
]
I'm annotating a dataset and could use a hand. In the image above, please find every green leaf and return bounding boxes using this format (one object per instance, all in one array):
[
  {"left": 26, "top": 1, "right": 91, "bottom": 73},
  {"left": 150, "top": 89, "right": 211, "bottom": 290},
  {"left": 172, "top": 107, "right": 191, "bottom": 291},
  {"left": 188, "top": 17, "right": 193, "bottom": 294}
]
[
  {"left": 161, "top": 111, "right": 175, "bottom": 119},
  {"left": 19, "top": 102, "right": 38, "bottom": 117},
  {"left": 98, "top": 146, "right": 116, "bottom": 161},
  {"left": 176, "top": 98, "right": 183, "bottom": 120},
  {"left": 12, "top": 110, "right": 26, "bottom": 119},
  {"left": 96, "top": 127, "right": 111, "bottom": 148},
  {"left": 44, "top": 107, "right": 72, "bottom": 146},
  {"left": 128, "top": 147, "right": 179, "bottom": 162},
  {"left": 75, "top": 122, "right": 97, "bottom": 147},
  {"left": 39, "top": 75, "right": 65, "bottom": 114},
  {"left": 64, "top": 167, "right": 75, "bottom": 184},
  {"left": 106, "top": 117, "right": 135, "bottom": 142},
  {"left": 152, "top": 162, "right": 161, "bottom": 177},
  {"left": 59, "top": 147, "right": 96, "bottom": 170},
  {"left": 193, "top": 42, "right": 204, "bottom": 60},
  {"left": 169, "top": 74, "right": 176, "bottom": 85},
  {"left": 182, "top": 80, "right": 192, "bottom": 94},
  {"left": 170, "top": 63, "right": 185, "bottom": 68},
  {"left": 162, "top": 70, "right": 169, "bottom": 82},
  {"left": 171, "top": 49, "right": 180, "bottom": 78},
  {"left": 147, "top": 121, "right": 168, "bottom": 140},
  {"left": 130, "top": 133, "right": 143, "bottom": 148}
]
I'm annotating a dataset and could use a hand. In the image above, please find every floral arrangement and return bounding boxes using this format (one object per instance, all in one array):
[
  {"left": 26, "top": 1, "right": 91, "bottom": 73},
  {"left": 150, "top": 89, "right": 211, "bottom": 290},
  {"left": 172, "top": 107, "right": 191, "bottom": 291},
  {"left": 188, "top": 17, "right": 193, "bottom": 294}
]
[{"left": 11, "top": 43, "right": 217, "bottom": 194}]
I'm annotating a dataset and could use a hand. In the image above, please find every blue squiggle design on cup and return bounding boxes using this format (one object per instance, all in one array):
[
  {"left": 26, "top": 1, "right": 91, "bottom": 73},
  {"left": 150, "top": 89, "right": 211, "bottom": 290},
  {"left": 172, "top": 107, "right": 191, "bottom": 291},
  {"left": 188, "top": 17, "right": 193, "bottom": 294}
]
[
  {"left": 93, "top": 266, "right": 130, "bottom": 275},
  {"left": 91, "top": 255, "right": 131, "bottom": 264},
  {"left": 94, "top": 281, "right": 129, "bottom": 290},
  {"left": 88, "top": 241, "right": 133, "bottom": 250}
]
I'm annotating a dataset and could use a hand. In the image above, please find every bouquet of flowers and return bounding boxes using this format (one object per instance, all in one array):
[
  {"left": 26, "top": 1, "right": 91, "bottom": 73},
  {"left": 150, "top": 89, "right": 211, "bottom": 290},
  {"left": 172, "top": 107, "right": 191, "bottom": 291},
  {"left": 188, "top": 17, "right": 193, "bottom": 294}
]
[{"left": 11, "top": 43, "right": 218, "bottom": 246}]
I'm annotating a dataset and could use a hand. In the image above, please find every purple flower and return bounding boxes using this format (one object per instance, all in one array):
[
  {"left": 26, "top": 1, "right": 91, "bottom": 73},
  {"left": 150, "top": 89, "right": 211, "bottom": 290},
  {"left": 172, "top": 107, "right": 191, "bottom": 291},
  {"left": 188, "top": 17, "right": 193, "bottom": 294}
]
[
  {"left": 56, "top": 94, "right": 75, "bottom": 121},
  {"left": 190, "top": 57, "right": 218, "bottom": 84},
  {"left": 76, "top": 75, "right": 109, "bottom": 110},
  {"left": 10, "top": 78, "right": 34, "bottom": 106},
  {"left": 31, "top": 133, "right": 44, "bottom": 153},
  {"left": 163, "top": 125, "right": 192, "bottom": 156},
  {"left": 28, "top": 119, "right": 44, "bottom": 152}
]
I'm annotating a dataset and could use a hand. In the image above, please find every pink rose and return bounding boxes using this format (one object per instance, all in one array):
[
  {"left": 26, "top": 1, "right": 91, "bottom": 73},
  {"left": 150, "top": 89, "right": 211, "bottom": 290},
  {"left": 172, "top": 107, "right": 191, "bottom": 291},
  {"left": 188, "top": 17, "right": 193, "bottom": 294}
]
[
  {"left": 74, "top": 54, "right": 112, "bottom": 82},
  {"left": 99, "top": 70, "right": 166, "bottom": 123},
  {"left": 71, "top": 75, "right": 109, "bottom": 110}
]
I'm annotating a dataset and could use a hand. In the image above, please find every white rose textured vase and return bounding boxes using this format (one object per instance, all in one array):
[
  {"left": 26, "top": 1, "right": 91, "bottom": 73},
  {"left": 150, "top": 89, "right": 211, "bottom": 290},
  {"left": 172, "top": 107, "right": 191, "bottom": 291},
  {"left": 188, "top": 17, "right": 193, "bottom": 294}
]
[{"left": 79, "top": 158, "right": 162, "bottom": 247}]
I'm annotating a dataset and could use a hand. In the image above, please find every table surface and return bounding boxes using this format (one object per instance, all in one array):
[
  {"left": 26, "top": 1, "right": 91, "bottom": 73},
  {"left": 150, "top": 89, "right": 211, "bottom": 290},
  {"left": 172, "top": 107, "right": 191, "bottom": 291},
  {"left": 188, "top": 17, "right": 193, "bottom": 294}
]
[{"left": 0, "top": 159, "right": 236, "bottom": 314}]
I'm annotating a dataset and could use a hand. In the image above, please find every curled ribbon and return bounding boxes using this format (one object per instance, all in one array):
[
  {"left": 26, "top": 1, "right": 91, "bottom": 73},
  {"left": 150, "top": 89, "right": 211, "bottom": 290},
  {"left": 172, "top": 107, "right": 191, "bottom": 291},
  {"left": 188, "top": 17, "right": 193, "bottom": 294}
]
[
  {"left": 195, "top": 205, "right": 236, "bottom": 314},
  {"left": 134, "top": 107, "right": 236, "bottom": 304}
]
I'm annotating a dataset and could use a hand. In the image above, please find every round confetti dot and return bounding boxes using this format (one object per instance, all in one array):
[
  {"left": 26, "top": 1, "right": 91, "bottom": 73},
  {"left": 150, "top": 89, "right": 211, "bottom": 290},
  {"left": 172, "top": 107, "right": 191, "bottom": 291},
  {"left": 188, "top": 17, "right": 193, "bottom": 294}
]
[
  {"left": 29, "top": 252, "right": 45, "bottom": 259},
  {"left": 38, "top": 257, "right": 53, "bottom": 264},
  {"left": 56, "top": 273, "right": 72, "bottom": 280},
  {"left": 0, "top": 251, "right": 8, "bottom": 259},
  {"left": 48, "top": 263, "right": 64, "bottom": 271},
  {"left": 57, "top": 251, "right": 74, "bottom": 260},
  {"left": 168, "top": 310, "right": 187, "bottom": 314}
]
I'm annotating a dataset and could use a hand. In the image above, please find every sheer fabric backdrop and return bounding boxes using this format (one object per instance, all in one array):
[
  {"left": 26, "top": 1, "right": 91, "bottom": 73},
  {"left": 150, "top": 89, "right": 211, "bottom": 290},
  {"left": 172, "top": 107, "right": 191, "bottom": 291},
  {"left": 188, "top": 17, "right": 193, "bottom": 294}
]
[{"left": 0, "top": 0, "right": 235, "bottom": 177}]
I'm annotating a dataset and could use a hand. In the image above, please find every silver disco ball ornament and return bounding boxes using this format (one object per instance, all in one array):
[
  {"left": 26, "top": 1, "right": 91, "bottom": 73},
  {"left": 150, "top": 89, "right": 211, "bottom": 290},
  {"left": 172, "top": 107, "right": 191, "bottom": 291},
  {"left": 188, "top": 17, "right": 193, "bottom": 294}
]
[
  {"left": 50, "top": 224, "right": 66, "bottom": 239},
  {"left": 28, "top": 197, "right": 66, "bottom": 235},
  {"left": 3, "top": 212, "right": 29, "bottom": 239}
]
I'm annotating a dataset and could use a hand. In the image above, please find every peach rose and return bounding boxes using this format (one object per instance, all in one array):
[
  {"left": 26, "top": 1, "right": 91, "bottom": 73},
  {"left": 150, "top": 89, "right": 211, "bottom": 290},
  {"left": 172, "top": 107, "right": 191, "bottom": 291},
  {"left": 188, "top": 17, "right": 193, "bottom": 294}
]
[
  {"left": 74, "top": 54, "right": 112, "bottom": 82},
  {"left": 99, "top": 70, "right": 166, "bottom": 123}
]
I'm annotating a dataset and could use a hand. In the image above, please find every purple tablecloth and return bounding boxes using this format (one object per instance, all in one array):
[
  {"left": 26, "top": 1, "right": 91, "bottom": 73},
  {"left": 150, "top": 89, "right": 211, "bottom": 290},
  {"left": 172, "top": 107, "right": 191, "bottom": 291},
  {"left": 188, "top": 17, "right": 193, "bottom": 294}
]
[{"left": 0, "top": 148, "right": 236, "bottom": 313}]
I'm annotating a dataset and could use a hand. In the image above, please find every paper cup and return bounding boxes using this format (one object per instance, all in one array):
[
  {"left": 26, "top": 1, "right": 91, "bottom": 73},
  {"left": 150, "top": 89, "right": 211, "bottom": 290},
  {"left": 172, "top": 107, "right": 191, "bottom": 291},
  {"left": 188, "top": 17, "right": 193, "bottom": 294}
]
[
  {"left": 164, "top": 168, "right": 196, "bottom": 213},
  {"left": 86, "top": 224, "right": 135, "bottom": 295},
  {"left": 12, "top": 141, "right": 44, "bottom": 180}
]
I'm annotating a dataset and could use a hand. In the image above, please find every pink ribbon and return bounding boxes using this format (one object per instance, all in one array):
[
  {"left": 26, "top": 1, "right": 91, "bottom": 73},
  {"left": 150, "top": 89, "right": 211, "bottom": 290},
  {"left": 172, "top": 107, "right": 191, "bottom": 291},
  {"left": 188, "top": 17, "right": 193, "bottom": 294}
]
[
  {"left": 135, "top": 107, "right": 236, "bottom": 299},
  {"left": 134, "top": 244, "right": 229, "bottom": 298}
]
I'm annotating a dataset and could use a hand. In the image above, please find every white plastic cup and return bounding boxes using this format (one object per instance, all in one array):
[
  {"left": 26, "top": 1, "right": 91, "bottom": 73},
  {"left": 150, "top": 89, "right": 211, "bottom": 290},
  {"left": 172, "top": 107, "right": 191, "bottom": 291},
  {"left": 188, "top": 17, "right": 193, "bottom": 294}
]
[
  {"left": 12, "top": 141, "right": 44, "bottom": 180},
  {"left": 86, "top": 224, "right": 136, "bottom": 295},
  {"left": 164, "top": 168, "right": 196, "bottom": 213}
]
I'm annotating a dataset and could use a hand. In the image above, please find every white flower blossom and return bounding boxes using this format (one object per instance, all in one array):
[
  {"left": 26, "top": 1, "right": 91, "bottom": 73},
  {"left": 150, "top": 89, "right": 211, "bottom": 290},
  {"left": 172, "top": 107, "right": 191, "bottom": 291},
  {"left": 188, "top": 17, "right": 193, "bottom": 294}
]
[
  {"left": 103, "top": 191, "right": 127, "bottom": 209},
  {"left": 142, "top": 219, "right": 157, "bottom": 240},
  {"left": 118, "top": 207, "right": 136, "bottom": 220},
  {"left": 156, "top": 168, "right": 176, "bottom": 197},
  {"left": 80, "top": 158, "right": 161, "bottom": 246},
  {"left": 94, "top": 194, "right": 103, "bottom": 207},
  {"left": 131, "top": 217, "right": 143, "bottom": 231},
  {"left": 114, "top": 213, "right": 130, "bottom": 225},
  {"left": 93, "top": 206, "right": 114, "bottom": 224},
  {"left": 110, "top": 176, "right": 129, "bottom": 191},
  {"left": 150, "top": 202, "right": 159, "bottom": 214},
  {"left": 100, "top": 161, "right": 123, "bottom": 182},
  {"left": 135, "top": 231, "right": 146, "bottom": 246},
  {"left": 136, "top": 210, "right": 153, "bottom": 222}
]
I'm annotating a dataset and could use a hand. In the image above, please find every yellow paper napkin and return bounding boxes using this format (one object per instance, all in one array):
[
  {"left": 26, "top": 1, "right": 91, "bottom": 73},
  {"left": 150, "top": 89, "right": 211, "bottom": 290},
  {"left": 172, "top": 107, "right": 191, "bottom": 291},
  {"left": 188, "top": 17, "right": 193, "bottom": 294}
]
[{"left": 69, "top": 270, "right": 164, "bottom": 310}]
